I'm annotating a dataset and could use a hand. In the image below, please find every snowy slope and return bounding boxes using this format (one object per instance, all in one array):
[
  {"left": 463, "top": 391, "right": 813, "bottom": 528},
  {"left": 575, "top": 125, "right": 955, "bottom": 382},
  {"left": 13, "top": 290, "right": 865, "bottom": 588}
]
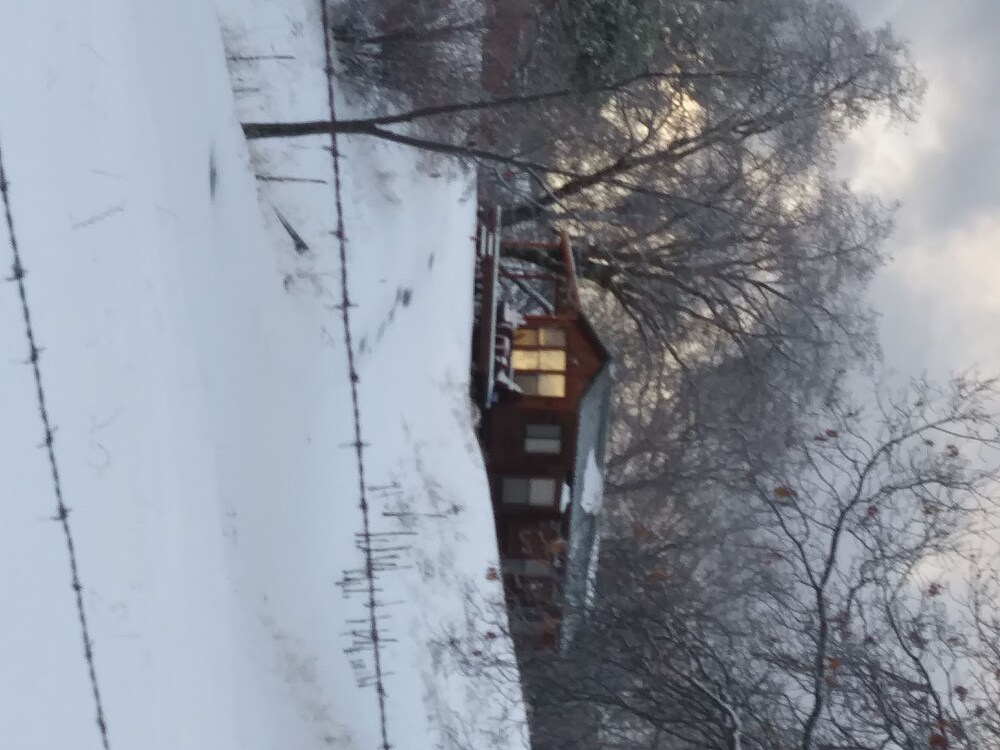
[{"left": 0, "top": 1, "right": 527, "bottom": 749}]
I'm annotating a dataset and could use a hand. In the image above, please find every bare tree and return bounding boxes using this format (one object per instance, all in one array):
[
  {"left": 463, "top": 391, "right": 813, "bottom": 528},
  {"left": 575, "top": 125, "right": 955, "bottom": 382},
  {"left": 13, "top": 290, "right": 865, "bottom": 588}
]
[
  {"left": 330, "top": 0, "right": 485, "bottom": 118},
  {"left": 247, "top": 0, "right": 920, "bottom": 386},
  {"left": 479, "top": 375, "right": 1000, "bottom": 750}
]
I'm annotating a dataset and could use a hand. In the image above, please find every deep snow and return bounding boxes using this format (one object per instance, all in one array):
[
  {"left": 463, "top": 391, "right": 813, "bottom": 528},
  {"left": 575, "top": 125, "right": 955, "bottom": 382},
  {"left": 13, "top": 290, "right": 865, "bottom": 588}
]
[{"left": 0, "top": 1, "right": 528, "bottom": 748}]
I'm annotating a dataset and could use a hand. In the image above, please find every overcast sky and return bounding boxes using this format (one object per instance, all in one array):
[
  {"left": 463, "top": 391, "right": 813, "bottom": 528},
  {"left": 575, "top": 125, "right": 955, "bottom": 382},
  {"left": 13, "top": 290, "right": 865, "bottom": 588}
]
[{"left": 840, "top": 1, "right": 1000, "bottom": 381}]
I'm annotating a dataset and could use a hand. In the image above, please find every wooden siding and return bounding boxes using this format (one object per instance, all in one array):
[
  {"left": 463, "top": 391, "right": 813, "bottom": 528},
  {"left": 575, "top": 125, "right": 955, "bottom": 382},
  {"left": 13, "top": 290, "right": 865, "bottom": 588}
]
[{"left": 483, "top": 314, "right": 606, "bottom": 531}]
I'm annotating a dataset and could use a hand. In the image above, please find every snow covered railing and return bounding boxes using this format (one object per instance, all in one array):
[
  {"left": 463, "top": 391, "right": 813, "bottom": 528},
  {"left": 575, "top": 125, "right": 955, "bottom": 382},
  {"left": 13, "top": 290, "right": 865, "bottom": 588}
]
[
  {"left": 479, "top": 206, "right": 503, "bottom": 407},
  {"left": 475, "top": 207, "right": 542, "bottom": 407}
]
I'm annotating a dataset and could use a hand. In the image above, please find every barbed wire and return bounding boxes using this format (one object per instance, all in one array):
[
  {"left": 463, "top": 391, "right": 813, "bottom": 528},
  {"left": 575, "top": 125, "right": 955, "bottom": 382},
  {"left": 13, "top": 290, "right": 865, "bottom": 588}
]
[
  {"left": 319, "top": 4, "right": 392, "bottom": 749},
  {"left": 0, "top": 136, "right": 111, "bottom": 748}
]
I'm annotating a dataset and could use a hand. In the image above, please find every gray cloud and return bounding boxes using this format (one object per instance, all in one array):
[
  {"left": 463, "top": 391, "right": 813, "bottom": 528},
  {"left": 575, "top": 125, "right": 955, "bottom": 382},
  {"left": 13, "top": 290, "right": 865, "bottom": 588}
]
[{"left": 842, "top": 0, "right": 1000, "bottom": 376}]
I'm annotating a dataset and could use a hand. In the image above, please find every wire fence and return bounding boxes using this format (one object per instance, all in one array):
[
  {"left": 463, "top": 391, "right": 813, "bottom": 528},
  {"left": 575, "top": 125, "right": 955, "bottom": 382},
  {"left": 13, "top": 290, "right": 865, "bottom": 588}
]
[
  {"left": 0, "top": 136, "right": 112, "bottom": 748},
  {"left": 319, "top": 4, "right": 393, "bottom": 749}
]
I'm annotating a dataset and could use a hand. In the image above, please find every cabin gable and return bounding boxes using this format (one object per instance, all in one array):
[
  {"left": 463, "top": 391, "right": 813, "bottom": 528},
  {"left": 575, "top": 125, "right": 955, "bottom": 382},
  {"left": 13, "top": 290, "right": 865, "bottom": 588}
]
[{"left": 471, "top": 209, "right": 614, "bottom": 649}]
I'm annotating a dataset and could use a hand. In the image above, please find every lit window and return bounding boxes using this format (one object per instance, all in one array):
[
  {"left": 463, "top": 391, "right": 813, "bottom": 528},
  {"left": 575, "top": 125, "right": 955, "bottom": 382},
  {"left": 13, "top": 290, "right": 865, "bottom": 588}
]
[
  {"left": 510, "top": 326, "right": 568, "bottom": 398},
  {"left": 525, "top": 424, "right": 562, "bottom": 454},
  {"left": 513, "top": 349, "right": 565, "bottom": 371},
  {"left": 512, "top": 349, "right": 540, "bottom": 370},
  {"left": 537, "top": 349, "right": 566, "bottom": 370},
  {"left": 513, "top": 329, "right": 538, "bottom": 346},
  {"left": 539, "top": 328, "right": 566, "bottom": 347},
  {"left": 537, "top": 374, "right": 566, "bottom": 397},
  {"left": 515, "top": 373, "right": 566, "bottom": 397},
  {"left": 502, "top": 477, "right": 557, "bottom": 506},
  {"left": 514, "top": 327, "right": 566, "bottom": 347}
]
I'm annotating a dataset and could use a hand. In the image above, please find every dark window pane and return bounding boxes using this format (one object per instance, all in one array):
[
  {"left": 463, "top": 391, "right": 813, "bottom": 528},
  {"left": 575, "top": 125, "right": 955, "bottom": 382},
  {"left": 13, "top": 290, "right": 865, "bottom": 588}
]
[
  {"left": 514, "top": 373, "right": 539, "bottom": 395},
  {"left": 529, "top": 478, "right": 557, "bottom": 506},
  {"left": 502, "top": 477, "right": 530, "bottom": 504}
]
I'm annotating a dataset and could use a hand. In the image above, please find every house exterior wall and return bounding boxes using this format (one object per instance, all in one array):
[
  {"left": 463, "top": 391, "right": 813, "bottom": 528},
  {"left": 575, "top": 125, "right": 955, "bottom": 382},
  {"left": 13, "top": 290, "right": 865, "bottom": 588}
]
[
  {"left": 484, "top": 406, "right": 576, "bottom": 480},
  {"left": 498, "top": 516, "right": 566, "bottom": 649},
  {"left": 470, "top": 250, "right": 612, "bottom": 648},
  {"left": 482, "top": 315, "right": 605, "bottom": 521},
  {"left": 481, "top": 312, "right": 607, "bottom": 647}
]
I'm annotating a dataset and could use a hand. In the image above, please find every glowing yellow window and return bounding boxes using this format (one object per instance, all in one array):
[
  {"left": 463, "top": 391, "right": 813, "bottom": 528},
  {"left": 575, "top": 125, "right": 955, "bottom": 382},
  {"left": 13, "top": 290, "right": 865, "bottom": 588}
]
[
  {"left": 513, "top": 329, "right": 539, "bottom": 346},
  {"left": 516, "top": 373, "right": 566, "bottom": 397},
  {"left": 512, "top": 349, "right": 539, "bottom": 370},
  {"left": 513, "top": 327, "right": 565, "bottom": 347},
  {"left": 538, "top": 374, "right": 566, "bottom": 397},
  {"left": 512, "top": 348, "right": 566, "bottom": 371},
  {"left": 510, "top": 325, "right": 568, "bottom": 397},
  {"left": 537, "top": 349, "right": 566, "bottom": 370}
]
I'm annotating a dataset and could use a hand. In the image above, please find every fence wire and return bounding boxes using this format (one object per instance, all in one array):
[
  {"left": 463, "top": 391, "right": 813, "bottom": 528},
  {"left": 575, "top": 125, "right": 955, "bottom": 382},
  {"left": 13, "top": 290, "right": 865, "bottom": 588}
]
[
  {"left": 319, "top": 4, "right": 392, "bottom": 749},
  {"left": 0, "top": 135, "right": 111, "bottom": 749}
]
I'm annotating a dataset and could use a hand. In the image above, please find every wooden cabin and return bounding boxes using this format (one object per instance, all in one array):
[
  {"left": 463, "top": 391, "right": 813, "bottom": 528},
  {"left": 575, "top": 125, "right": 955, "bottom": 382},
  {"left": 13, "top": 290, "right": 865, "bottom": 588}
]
[{"left": 472, "top": 208, "right": 613, "bottom": 649}]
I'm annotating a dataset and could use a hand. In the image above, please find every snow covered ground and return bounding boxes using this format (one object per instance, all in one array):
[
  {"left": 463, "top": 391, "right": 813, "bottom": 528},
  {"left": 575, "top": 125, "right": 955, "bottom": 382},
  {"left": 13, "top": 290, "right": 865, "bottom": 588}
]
[{"left": 0, "top": 1, "right": 528, "bottom": 749}]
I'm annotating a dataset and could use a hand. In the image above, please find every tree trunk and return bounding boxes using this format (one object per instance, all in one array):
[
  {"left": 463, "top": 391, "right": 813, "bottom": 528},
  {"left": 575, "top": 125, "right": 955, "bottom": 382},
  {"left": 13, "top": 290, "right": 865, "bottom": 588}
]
[
  {"left": 242, "top": 120, "right": 370, "bottom": 139},
  {"left": 241, "top": 120, "right": 565, "bottom": 176}
]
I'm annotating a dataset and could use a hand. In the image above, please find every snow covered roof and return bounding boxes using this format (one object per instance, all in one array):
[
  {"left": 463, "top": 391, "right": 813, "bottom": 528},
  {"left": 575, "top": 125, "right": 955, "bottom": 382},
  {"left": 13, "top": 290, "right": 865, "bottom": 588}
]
[{"left": 561, "top": 359, "right": 614, "bottom": 646}]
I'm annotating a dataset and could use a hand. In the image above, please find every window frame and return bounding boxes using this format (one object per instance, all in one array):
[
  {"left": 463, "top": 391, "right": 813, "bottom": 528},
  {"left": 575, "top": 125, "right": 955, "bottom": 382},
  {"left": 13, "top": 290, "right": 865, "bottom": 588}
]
[
  {"left": 511, "top": 325, "right": 568, "bottom": 399},
  {"left": 514, "top": 372, "right": 566, "bottom": 397},
  {"left": 524, "top": 423, "right": 563, "bottom": 455},
  {"left": 511, "top": 348, "right": 566, "bottom": 371},
  {"left": 501, "top": 476, "right": 558, "bottom": 507}
]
